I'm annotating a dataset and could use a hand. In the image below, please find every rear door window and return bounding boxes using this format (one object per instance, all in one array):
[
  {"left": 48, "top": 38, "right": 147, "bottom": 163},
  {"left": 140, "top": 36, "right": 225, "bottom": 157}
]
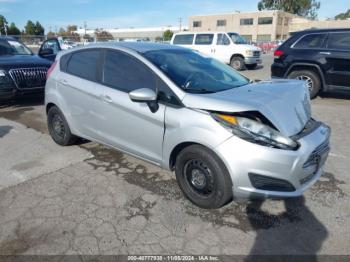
[
  {"left": 195, "top": 34, "right": 214, "bottom": 45},
  {"left": 327, "top": 32, "right": 350, "bottom": 50},
  {"left": 66, "top": 49, "right": 100, "bottom": 82},
  {"left": 173, "top": 34, "right": 194, "bottom": 45},
  {"left": 102, "top": 50, "right": 157, "bottom": 93},
  {"left": 293, "top": 33, "right": 327, "bottom": 49}
]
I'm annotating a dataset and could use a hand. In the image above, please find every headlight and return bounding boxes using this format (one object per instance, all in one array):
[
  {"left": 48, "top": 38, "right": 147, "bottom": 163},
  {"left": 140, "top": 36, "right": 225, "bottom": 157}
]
[
  {"left": 0, "top": 70, "right": 6, "bottom": 77},
  {"left": 0, "top": 70, "right": 14, "bottom": 89},
  {"left": 245, "top": 50, "right": 254, "bottom": 56},
  {"left": 212, "top": 113, "right": 299, "bottom": 150}
]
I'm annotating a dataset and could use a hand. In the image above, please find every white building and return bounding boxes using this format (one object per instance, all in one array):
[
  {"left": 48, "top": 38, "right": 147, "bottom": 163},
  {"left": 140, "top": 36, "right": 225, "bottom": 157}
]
[{"left": 75, "top": 26, "right": 187, "bottom": 41}]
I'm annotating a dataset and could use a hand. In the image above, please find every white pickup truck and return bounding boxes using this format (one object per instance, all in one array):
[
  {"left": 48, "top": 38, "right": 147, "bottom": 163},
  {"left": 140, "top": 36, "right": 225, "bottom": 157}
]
[{"left": 171, "top": 32, "right": 262, "bottom": 71}]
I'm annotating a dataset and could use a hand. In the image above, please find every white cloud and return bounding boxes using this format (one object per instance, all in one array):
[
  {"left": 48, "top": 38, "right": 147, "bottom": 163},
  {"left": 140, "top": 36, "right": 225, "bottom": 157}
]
[{"left": 0, "top": 7, "right": 10, "bottom": 13}]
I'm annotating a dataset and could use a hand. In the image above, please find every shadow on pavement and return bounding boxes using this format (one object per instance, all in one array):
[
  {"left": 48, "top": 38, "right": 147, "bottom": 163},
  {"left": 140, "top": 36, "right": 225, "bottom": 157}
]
[
  {"left": 0, "top": 95, "right": 44, "bottom": 109},
  {"left": 319, "top": 90, "right": 350, "bottom": 100},
  {"left": 245, "top": 197, "right": 328, "bottom": 262},
  {"left": 0, "top": 125, "right": 13, "bottom": 138}
]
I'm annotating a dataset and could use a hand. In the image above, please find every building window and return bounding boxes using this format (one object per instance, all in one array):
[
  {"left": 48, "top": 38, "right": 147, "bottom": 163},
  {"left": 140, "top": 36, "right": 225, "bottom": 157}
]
[
  {"left": 257, "top": 34, "right": 271, "bottom": 41},
  {"left": 240, "top": 18, "right": 254, "bottom": 25},
  {"left": 258, "top": 17, "right": 273, "bottom": 25},
  {"left": 217, "top": 20, "right": 227, "bottom": 27},
  {"left": 193, "top": 21, "right": 202, "bottom": 28}
]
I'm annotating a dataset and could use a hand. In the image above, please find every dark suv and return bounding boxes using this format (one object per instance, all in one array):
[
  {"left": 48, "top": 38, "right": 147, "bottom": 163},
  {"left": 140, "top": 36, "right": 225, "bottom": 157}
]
[
  {"left": 0, "top": 36, "right": 53, "bottom": 101},
  {"left": 271, "top": 28, "right": 350, "bottom": 98}
]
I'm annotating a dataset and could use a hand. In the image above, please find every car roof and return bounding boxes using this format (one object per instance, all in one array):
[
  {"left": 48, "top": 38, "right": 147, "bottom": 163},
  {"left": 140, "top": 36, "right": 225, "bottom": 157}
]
[
  {"left": 72, "top": 42, "right": 188, "bottom": 54},
  {"left": 295, "top": 28, "right": 350, "bottom": 35},
  {"left": 0, "top": 36, "right": 16, "bottom": 41}
]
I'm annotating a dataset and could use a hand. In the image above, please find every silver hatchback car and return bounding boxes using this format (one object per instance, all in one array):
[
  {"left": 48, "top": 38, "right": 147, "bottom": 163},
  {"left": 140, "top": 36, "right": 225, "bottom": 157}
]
[{"left": 45, "top": 43, "right": 330, "bottom": 209}]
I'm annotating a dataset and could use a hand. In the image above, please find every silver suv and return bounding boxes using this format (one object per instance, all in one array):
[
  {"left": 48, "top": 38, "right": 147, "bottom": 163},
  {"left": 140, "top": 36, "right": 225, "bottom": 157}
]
[{"left": 45, "top": 43, "right": 330, "bottom": 209}]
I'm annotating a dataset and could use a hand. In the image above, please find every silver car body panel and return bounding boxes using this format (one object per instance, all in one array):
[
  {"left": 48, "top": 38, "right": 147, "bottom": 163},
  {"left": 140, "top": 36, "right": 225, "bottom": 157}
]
[{"left": 46, "top": 42, "right": 330, "bottom": 199}]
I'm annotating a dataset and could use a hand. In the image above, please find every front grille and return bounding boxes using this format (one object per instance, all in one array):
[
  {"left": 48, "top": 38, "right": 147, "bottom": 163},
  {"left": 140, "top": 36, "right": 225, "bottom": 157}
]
[
  {"left": 253, "top": 51, "right": 261, "bottom": 57},
  {"left": 9, "top": 67, "right": 48, "bottom": 90},
  {"left": 303, "top": 140, "right": 330, "bottom": 169},
  {"left": 249, "top": 173, "right": 296, "bottom": 192}
]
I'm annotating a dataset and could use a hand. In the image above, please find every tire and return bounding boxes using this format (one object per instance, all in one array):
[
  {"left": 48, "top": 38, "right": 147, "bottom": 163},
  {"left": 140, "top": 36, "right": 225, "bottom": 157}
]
[
  {"left": 175, "top": 145, "right": 233, "bottom": 209},
  {"left": 246, "top": 63, "right": 258, "bottom": 70},
  {"left": 47, "top": 106, "right": 77, "bottom": 146},
  {"left": 230, "top": 56, "right": 245, "bottom": 71},
  {"left": 287, "top": 70, "right": 321, "bottom": 99}
]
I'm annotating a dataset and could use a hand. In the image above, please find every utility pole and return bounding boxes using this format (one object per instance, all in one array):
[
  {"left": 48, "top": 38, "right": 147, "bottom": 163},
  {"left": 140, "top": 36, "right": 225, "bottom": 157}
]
[{"left": 178, "top": 17, "right": 182, "bottom": 31}]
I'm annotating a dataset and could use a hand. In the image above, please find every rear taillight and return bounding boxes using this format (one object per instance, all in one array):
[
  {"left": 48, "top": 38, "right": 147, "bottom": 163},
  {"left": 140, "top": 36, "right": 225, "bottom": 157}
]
[
  {"left": 46, "top": 61, "right": 57, "bottom": 80},
  {"left": 274, "top": 49, "right": 284, "bottom": 59}
]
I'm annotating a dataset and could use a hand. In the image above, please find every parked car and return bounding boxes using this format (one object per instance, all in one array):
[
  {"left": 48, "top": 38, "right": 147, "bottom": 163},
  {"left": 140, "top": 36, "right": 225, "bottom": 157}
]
[
  {"left": 271, "top": 28, "right": 350, "bottom": 99},
  {"left": 0, "top": 36, "right": 52, "bottom": 100},
  {"left": 171, "top": 32, "right": 262, "bottom": 71},
  {"left": 45, "top": 43, "right": 330, "bottom": 209}
]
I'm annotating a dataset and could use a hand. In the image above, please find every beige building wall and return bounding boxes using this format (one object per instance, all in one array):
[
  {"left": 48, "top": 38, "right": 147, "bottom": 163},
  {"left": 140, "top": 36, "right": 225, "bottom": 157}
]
[
  {"left": 189, "top": 10, "right": 296, "bottom": 42},
  {"left": 290, "top": 18, "right": 350, "bottom": 32}
]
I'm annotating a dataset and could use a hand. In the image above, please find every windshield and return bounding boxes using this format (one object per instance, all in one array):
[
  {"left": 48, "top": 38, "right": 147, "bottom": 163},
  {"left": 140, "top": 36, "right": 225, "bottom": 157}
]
[
  {"left": 228, "top": 33, "right": 247, "bottom": 44},
  {"left": 143, "top": 49, "right": 249, "bottom": 94},
  {"left": 0, "top": 40, "right": 32, "bottom": 56}
]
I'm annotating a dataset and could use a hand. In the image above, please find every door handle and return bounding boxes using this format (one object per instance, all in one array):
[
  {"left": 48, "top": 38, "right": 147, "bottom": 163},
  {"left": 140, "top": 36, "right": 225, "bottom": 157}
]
[
  {"left": 100, "top": 95, "right": 113, "bottom": 103},
  {"left": 319, "top": 52, "right": 331, "bottom": 55}
]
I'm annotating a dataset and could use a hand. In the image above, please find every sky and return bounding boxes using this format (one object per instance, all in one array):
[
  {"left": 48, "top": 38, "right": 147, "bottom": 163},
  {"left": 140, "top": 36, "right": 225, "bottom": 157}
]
[{"left": 0, "top": 0, "right": 349, "bottom": 32}]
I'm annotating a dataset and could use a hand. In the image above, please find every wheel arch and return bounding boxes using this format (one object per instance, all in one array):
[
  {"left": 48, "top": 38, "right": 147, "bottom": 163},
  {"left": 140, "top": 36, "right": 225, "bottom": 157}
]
[
  {"left": 284, "top": 63, "right": 327, "bottom": 91},
  {"left": 230, "top": 53, "right": 245, "bottom": 62}
]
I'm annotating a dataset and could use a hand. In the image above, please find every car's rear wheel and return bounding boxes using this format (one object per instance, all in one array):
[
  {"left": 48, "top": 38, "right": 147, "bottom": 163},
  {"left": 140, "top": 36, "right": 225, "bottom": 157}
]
[
  {"left": 47, "top": 106, "right": 77, "bottom": 146},
  {"left": 288, "top": 70, "right": 321, "bottom": 99},
  {"left": 230, "top": 56, "right": 245, "bottom": 71},
  {"left": 175, "top": 145, "right": 233, "bottom": 209}
]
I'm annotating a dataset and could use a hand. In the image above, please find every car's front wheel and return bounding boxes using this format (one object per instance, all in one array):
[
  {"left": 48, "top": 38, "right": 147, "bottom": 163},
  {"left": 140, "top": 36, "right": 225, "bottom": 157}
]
[
  {"left": 175, "top": 145, "right": 233, "bottom": 209},
  {"left": 47, "top": 106, "right": 77, "bottom": 146},
  {"left": 288, "top": 70, "right": 321, "bottom": 99},
  {"left": 230, "top": 56, "right": 245, "bottom": 71}
]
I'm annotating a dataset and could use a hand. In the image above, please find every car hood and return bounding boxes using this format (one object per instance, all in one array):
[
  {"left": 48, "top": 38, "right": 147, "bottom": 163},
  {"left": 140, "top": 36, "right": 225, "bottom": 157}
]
[
  {"left": 0, "top": 55, "right": 52, "bottom": 70},
  {"left": 235, "top": 44, "right": 261, "bottom": 52},
  {"left": 182, "top": 79, "right": 311, "bottom": 137}
]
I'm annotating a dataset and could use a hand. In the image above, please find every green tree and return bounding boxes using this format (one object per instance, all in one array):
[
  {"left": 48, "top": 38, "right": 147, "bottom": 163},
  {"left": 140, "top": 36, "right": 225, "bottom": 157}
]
[
  {"left": 47, "top": 31, "right": 56, "bottom": 38},
  {"left": 95, "top": 30, "right": 114, "bottom": 41},
  {"left": 24, "top": 20, "right": 35, "bottom": 35},
  {"left": 163, "top": 29, "right": 174, "bottom": 41},
  {"left": 0, "top": 15, "right": 8, "bottom": 35},
  {"left": 7, "top": 22, "right": 20, "bottom": 35},
  {"left": 258, "top": 0, "right": 321, "bottom": 19},
  {"left": 34, "top": 21, "right": 45, "bottom": 35},
  {"left": 335, "top": 9, "right": 350, "bottom": 20},
  {"left": 67, "top": 25, "right": 78, "bottom": 34}
]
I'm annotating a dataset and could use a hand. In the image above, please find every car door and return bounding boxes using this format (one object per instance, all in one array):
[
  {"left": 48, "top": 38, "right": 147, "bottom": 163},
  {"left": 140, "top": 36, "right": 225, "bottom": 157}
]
[
  {"left": 58, "top": 49, "right": 102, "bottom": 138},
  {"left": 324, "top": 31, "right": 350, "bottom": 88},
  {"left": 93, "top": 49, "right": 166, "bottom": 164},
  {"left": 212, "top": 33, "right": 232, "bottom": 64},
  {"left": 193, "top": 33, "right": 214, "bottom": 57},
  {"left": 38, "top": 38, "right": 62, "bottom": 61}
]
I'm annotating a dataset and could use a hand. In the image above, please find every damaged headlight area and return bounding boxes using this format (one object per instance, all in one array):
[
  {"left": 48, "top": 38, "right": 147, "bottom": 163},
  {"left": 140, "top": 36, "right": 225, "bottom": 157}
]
[{"left": 212, "top": 113, "right": 299, "bottom": 150}]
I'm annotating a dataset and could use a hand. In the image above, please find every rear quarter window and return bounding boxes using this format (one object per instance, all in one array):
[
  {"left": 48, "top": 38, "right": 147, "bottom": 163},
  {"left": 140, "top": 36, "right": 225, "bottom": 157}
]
[
  {"left": 293, "top": 33, "right": 327, "bottom": 49},
  {"left": 173, "top": 34, "right": 194, "bottom": 45}
]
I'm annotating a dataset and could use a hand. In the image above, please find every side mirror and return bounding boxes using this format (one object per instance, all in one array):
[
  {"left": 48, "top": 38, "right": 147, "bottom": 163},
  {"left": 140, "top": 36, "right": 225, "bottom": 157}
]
[
  {"left": 39, "top": 48, "right": 54, "bottom": 57},
  {"left": 129, "top": 88, "right": 159, "bottom": 113},
  {"left": 129, "top": 88, "right": 157, "bottom": 102}
]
